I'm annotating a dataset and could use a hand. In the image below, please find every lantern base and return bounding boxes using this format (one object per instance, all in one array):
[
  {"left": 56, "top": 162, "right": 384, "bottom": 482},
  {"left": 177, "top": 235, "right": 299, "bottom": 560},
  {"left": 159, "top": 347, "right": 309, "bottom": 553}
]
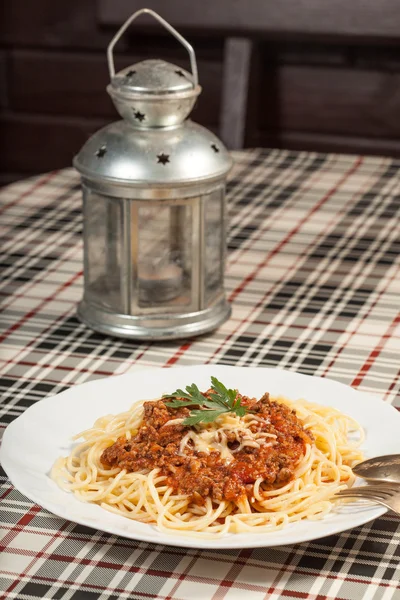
[{"left": 77, "top": 298, "right": 231, "bottom": 341}]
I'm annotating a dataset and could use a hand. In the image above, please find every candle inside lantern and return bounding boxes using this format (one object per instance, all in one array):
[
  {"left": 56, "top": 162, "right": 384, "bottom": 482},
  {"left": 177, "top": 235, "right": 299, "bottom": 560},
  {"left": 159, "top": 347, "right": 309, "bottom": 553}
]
[
  {"left": 135, "top": 203, "right": 191, "bottom": 307},
  {"left": 138, "top": 261, "right": 183, "bottom": 304}
]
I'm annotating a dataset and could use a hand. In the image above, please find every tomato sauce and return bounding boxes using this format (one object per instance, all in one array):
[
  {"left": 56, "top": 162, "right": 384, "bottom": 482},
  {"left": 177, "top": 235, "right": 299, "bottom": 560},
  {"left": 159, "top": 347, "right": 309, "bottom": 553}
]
[{"left": 101, "top": 393, "right": 313, "bottom": 502}]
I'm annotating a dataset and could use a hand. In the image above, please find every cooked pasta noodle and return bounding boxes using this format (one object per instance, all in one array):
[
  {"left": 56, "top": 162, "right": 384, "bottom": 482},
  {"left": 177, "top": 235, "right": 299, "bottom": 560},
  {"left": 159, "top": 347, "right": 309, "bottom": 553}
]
[{"left": 51, "top": 390, "right": 364, "bottom": 538}]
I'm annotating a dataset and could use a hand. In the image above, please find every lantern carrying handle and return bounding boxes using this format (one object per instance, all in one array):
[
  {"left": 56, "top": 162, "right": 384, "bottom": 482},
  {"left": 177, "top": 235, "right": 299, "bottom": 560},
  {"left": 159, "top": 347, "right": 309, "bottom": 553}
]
[{"left": 107, "top": 8, "right": 199, "bottom": 87}]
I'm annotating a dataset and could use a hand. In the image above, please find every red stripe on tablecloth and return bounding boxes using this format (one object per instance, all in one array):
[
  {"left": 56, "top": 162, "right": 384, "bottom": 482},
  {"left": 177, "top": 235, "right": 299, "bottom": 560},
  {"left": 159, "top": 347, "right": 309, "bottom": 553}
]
[
  {"left": 352, "top": 311, "right": 400, "bottom": 387},
  {"left": 3, "top": 359, "right": 114, "bottom": 377},
  {"left": 229, "top": 157, "right": 363, "bottom": 304},
  {"left": 164, "top": 551, "right": 204, "bottom": 600},
  {"left": 211, "top": 548, "right": 253, "bottom": 600},
  {"left": 226, "top": 154, "right": 355, "bottom": 271},
  {"left": 321, "top": 216, "right": 400, "bottom": 382},
  {"left": 278, "top": 594, "right": 325, "bottom": 600},
  {"left": 0, "top": 352, "right": 156, "bottom": 376},
  {"left": 0, "top": 179, "right": 84, "bottom": 350},
  {"left": 384, "top": 365, "right": 400, "bottom": 401},
  {"left": 0, "top": 243, "right": 82, "bottom": 316},
  {"left": 0, "top": 229, "right": 83, "bottom": 372},
  {"left": 0, "top": 171, "right": 58, "bottom": 216},
  {"left": 274, "top": 592, "right": 309, "bottom": 599},
  {"left": 0, "top": 177, "right": 82, "bottom": 326},
  {"left": 263, "top": 546, "right": 302, "bottom": 600},
  {"left": 0, "top": 305, "right": 79, "bottom": 384},
  {"left": 0, "top": 505, "right": 42, "bottom": 554},
  {"left": 164, "top": 157, "right": 363, "bottom": 368},
  {"left": 0, "top": 289, "right": 76, "bottom": 307},
  {"left": 207, "top": 158, "right": 365, "bottom": 365},
  {"left": 0, "top": 488, "right": 12, "bottom": 501},
  {"left": 165, "top": 343, "right": 192, "bottom": 366},
  {"left": 0, "top": 510, "right": 72, "bottom": 600},
  {"left": 118, "top": 345, "right": 158, "bottom": 375},
  {"left": 0, "top": 270, "right": 83, "bottom": 345}
]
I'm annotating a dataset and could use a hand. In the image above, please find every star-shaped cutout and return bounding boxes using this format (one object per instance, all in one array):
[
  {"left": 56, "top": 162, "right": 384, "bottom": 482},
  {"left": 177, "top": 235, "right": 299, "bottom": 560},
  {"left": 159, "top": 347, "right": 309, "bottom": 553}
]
[
  {"left": 134, "top": 110, "right": 145, "bottom": 122},
  {"left": 96, "top": 146, "right": 107, "bottom": 158},
  {"left": 157, "top": 153, "right": 170, "bottom": 165},
  {"left": 175, "top": 70, "right": 185, "bottom": 78},
  {"left": 211, "top": 144, "right": 219, "bottom": 153},
  {"left": 125, "top": 69, "right": 136, "bottom": 78}
]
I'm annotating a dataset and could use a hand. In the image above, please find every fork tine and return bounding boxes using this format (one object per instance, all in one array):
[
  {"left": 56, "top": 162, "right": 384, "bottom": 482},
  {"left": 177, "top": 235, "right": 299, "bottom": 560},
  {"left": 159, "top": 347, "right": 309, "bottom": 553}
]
[
  {"left": 353, "top": 483, "right": 398, "bottom": 490},
  {"left": 363, "top": 484, "right": 398, "bottom": 491},
  {"left": 336, "top": 487, "right": 389, "bottom": 495},
  {"left": 334, "top": 487, "right": 400, "bottom": 516},
  {"left": 335, "top": 489, "right": 393, "bottom": 500},
  {"left": 335, "top": 491, "right": 384, "bottom": 501},
  {"left": 337, "top": 486, "right": 393, "bottom": 496},
  {"left": 338, "top": 485, "right": 399, "bottom": 495}
]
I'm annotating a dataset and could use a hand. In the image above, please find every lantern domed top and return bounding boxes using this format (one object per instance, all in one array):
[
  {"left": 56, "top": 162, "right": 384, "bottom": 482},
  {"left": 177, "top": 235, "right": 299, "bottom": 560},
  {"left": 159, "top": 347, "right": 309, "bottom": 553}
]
[
  {"left": 111, "top": 59, "right": 195, "bottom": 95},
  {"left": 107, "top": 59, "right": 201, "bottom": 128}
]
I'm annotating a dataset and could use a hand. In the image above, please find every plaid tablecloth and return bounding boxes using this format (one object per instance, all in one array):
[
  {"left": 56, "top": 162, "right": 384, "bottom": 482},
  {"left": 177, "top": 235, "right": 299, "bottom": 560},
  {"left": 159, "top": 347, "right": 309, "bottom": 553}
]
[{"left": 1, "top": 148, "right": 400, "bottom": 600}]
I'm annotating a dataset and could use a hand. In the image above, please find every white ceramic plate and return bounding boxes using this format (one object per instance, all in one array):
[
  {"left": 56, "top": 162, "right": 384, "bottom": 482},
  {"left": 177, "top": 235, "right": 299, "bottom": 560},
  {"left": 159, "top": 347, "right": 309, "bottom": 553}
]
[{"left": 1, "top": 365, "right": 399, "bottom": 549}]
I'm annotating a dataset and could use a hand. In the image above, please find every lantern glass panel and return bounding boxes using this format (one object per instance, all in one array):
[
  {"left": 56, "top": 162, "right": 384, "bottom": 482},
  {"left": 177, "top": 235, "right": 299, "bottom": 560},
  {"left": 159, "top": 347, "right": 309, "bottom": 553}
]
[
  {"left": 204, "top": 188, "right": 224, "bottom": 305},
  {"left": 136, "top": 203, "right": 192, "bottom": 308},
  {"left": 84, "top": 190, "right": 123, "bottom": 312}
]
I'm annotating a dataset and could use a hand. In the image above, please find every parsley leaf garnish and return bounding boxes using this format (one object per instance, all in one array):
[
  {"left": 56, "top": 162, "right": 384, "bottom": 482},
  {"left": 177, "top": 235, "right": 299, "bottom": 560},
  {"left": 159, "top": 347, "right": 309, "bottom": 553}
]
[{"left": 163, "top": 376, "right": 248, "bottom": 426}]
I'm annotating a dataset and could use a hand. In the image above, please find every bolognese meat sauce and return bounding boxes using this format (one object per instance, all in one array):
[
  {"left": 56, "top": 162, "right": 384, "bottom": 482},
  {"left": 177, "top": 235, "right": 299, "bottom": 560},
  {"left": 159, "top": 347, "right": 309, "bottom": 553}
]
[{"left": 101, "top": 393, "right": 313, "bottom": 502}]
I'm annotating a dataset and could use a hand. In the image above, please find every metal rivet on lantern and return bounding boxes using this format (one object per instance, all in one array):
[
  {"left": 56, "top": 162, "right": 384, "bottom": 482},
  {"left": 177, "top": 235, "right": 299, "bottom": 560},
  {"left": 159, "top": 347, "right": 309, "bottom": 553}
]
[{"left": 73, "top": 8, "right": 232, "bottom": 340}]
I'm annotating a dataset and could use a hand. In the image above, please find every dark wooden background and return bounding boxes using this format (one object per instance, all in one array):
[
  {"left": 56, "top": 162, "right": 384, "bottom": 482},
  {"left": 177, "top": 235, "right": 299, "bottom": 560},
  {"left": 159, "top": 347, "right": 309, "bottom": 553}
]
[{"left": 2, "top": 0, "right": 400, "bottom": 185}]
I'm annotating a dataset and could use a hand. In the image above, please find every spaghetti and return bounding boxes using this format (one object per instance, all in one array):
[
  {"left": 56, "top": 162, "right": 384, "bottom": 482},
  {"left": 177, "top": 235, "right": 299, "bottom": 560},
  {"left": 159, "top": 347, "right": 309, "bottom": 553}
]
[{"left": 51, "top": 384, "right": 364, "bottom": 537}]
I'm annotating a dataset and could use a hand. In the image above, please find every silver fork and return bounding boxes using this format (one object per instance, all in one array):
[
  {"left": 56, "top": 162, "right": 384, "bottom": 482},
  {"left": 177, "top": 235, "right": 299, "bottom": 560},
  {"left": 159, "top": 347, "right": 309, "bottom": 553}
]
[{"left": 334, "top": 484, "right": 400, "bottom": 516}]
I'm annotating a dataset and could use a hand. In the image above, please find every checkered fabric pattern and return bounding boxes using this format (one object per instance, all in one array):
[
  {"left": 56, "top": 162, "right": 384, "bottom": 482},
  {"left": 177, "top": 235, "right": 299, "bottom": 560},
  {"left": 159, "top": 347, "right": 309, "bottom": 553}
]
[{"left": 1, "top": 149, "right": 400, "bottom": 600}]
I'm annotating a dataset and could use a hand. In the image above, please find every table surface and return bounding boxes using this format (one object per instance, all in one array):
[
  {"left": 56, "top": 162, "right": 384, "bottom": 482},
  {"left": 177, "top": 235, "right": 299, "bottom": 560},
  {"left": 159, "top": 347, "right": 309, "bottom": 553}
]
[{"left": 1, "top": 148, "right": 400, "bottom": 600}]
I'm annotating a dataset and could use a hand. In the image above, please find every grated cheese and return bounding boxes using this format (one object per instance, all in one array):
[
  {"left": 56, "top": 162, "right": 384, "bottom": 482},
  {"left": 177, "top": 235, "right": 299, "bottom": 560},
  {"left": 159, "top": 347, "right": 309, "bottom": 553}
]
[{"left": 178, "top": 413, "right": 277, "bottom": 463}]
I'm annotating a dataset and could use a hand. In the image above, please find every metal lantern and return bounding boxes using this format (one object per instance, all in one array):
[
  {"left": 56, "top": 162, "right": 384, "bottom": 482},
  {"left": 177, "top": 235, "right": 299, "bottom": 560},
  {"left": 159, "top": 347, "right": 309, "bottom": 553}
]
[{"left": 74, "top": 8, "right": 232, "bottom": 340}]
